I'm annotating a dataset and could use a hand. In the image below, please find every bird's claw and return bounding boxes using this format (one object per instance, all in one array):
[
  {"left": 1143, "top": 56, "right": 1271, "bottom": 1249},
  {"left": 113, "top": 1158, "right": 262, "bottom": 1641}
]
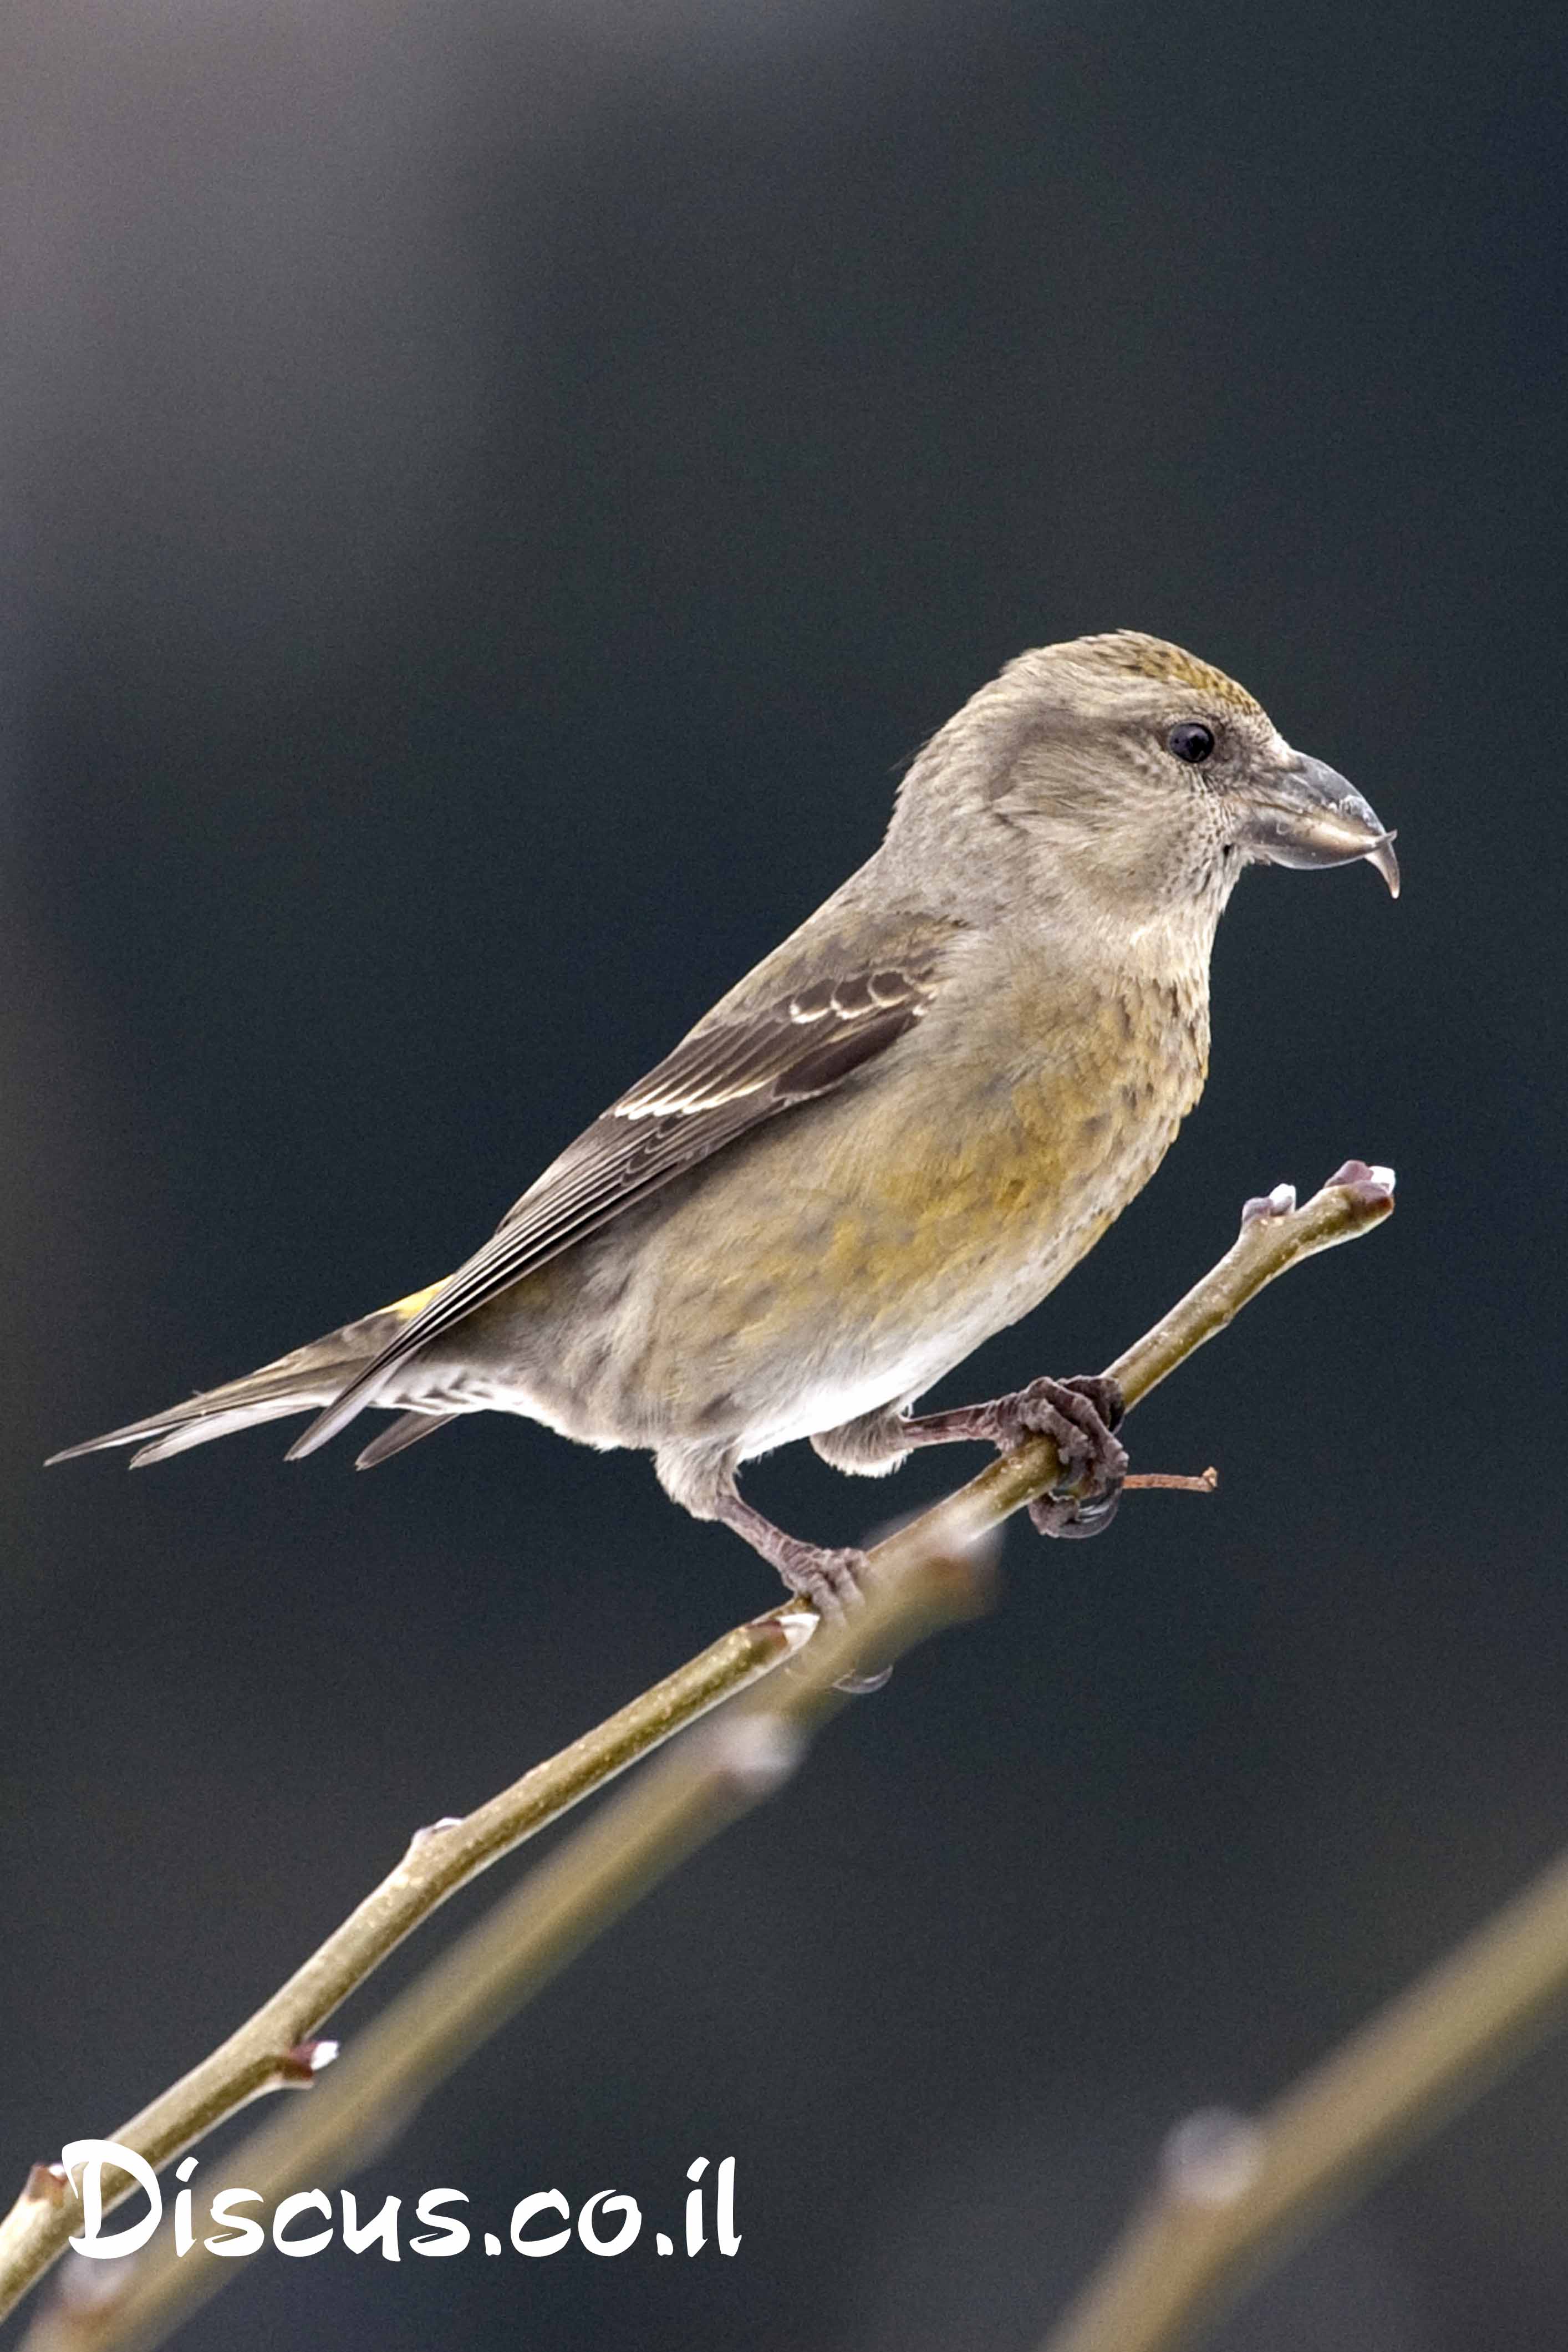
[{"left": 986, "top": 1373, "right": 1129, "bottom": 1541}]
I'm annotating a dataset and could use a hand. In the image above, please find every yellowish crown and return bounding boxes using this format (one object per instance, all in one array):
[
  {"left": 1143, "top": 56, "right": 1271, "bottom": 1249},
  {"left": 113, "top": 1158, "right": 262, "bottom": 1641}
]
[{"left": 1077, "top": 631, "right": 1264, "bottom": 716}]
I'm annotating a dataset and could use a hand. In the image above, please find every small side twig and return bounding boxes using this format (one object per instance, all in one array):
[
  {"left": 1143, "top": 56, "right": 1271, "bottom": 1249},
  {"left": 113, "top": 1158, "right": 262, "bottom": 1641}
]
[
  {"left": 1124, "top": 1468, "right": 1219, "bottom": 1494},
  {"left": 0, "top": 1159, "right": 1394, "bottom": 2335}
]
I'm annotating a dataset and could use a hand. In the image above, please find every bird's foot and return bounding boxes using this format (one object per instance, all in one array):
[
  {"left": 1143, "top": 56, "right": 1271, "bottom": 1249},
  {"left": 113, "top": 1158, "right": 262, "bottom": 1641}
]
[
  {"left": 773, "top": 1542, "right": 892, "bottom": 1694},
  {"left": 893, "top": 1373, "right": 1128, "bottom": 1542},
  {"left": 898, "top": 1373, "right": 1127, "bottom": 1535},
  {"left": 709, "top": 1488, "right": 891, "bottom": 1692},
  {"left": 986, "top": 1373, "right": 1128, "bottom": 1540},
  {"left": 773, "top": 1539, "right": 867, "bottom": 1624}
]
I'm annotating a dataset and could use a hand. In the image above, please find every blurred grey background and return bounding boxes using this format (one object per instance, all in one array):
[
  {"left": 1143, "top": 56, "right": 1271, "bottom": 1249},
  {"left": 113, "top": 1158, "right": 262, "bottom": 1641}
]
[{"left": 4, "top": 1, "right": 1566, "bottom": 2345}]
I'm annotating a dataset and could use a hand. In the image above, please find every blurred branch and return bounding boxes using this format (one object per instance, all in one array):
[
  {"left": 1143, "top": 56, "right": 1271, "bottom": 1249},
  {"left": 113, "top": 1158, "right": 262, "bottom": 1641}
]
[
  {"left": 0, "top": 1161, "right": 1393, "bottom": 2338},
  {"left": 1041, "top": 1840, "right": 1568, "bottom": 2352}
]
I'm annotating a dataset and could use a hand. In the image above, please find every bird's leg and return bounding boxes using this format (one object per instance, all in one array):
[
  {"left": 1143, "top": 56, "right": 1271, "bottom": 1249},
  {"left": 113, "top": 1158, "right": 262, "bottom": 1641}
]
[
  {"left": 898, "top": 1372, "right": 1128, "bottom": 1540},
  {"left": 706, "top": 1487, "right": 891, "bottom": 1694},
  {"left": 708, "top": 1486, "right": 869, "bottom": 1618},
  {"left": 655, "top": 1440, "right": 878, "bottom": 1618}
]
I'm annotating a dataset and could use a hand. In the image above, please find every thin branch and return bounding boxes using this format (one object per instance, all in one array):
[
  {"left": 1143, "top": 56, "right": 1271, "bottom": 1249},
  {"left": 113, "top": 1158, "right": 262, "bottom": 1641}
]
[
  {"left": 0, "top": 1161, "right": 1394, "bottom": 2334},
  {"left": 1041, "top": 1838, "right": 1568, "bottom": 2352},
  {"left": 23, "top": 1518, "right": 999, "bottom": 2352},
  {"left": 1124, "top": 1468, "right": 1219, "bottom": 1494}
]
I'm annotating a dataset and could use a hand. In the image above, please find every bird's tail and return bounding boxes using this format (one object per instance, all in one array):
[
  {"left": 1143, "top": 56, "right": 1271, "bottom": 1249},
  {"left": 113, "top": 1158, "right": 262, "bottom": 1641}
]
[{"left": 48, "top": 1283, "right": 452, "bottom": 1472}]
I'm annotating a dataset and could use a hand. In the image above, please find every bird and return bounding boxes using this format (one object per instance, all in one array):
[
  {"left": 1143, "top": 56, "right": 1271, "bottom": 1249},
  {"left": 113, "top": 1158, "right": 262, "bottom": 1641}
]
[{"left": 52, "top": 631, "right": 1398, "bottom": 1621}]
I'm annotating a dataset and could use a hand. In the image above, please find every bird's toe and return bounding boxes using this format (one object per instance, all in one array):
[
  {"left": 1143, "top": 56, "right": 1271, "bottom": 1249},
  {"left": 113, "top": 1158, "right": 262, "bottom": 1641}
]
[
  {"left": 1000, "top": 1373, "right": 1128, "bottom": 1541},
  {"left": 776, "top": 1543, "right": 892, "bottom": 1693}
]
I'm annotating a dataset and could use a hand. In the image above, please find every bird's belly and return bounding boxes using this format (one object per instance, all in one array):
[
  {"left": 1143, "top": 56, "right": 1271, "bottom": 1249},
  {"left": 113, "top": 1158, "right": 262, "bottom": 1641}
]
[{"left": 737, "top": 1126, "right": 1174, "bottom": 1449}]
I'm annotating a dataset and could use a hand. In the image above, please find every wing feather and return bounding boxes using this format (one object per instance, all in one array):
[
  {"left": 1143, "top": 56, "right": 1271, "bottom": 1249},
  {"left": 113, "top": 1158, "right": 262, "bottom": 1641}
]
[{"left": 286, "top": 948, "right": 951, "bottom": 1460}]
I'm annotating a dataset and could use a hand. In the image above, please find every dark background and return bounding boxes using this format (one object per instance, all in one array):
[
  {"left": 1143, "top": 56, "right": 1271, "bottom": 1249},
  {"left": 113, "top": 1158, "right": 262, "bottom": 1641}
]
[{"left": 4, "top": 2, "right": 1566, "bottom": 2345}]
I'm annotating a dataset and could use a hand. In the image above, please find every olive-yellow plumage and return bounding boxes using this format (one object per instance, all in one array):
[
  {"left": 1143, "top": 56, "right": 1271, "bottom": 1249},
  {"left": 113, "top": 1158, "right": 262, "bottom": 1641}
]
[{"left": 53, "top": 631, "right": 1397, "bottom": 1607}]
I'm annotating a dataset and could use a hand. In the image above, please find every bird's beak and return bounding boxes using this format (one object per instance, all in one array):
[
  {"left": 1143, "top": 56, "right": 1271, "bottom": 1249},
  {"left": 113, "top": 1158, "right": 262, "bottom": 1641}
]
[{"left": 1243, "top": 754, "right": 1400, "bottom": 897}]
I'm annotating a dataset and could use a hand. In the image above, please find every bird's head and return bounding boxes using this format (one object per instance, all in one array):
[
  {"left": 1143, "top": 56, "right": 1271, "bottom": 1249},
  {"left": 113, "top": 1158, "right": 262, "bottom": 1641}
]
[{"left": 889, "top": 630, "right": 1398, "bottom": 938}]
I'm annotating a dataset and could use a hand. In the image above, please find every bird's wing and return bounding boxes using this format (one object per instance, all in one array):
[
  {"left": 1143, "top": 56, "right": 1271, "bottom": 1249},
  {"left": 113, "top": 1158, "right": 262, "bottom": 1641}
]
[{"left": 287, "top": 934, "right": 958, "bottom": 1459}]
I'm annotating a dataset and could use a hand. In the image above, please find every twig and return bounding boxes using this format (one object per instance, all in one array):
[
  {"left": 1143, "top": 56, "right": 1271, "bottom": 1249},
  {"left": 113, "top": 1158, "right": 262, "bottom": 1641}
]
[
  {"left": 1040, "top": 1840, "right": 1568, "bottom": 2352},
  {"left": 0, "top": 1160, "right": 1394, "bottom": 2333},
  {"left": 21, "top": 1518, "right": 998, "bottom": 2352},
  {"left": 1124, "top": 1469, "right": 1219, "bottom": 1493}
]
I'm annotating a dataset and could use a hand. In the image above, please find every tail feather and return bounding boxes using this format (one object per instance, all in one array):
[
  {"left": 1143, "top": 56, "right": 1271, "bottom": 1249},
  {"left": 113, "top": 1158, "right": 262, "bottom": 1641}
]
[
  {"left": 48, "top": 1280, "right": 450, "bottom": 1472},
  {"left": 354, "top": 1411, "right": 455, "bottom": 1469},
  {"left": 48, "top": 1363, "right": 343, "bottom": 1469},
  {"left": 126, "top": 1391, "right": 325, "bottom": 1468}
]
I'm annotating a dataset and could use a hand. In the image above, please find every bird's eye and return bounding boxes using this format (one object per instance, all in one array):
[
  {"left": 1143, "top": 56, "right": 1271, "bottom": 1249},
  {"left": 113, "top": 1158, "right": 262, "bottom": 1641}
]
[{"left": 1167, "top": 722, "right": 1216, "bottom": 764}]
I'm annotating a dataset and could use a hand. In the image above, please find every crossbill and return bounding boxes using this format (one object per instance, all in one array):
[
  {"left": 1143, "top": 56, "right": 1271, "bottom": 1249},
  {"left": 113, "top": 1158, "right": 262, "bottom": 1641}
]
[{"left": 54, "top": 632, "right": 1397, "bottom": 1617}]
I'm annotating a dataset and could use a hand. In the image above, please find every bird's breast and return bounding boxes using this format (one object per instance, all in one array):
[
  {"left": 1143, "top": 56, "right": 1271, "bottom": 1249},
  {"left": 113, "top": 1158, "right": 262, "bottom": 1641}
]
[{"left": 844, "top": 963, "right": 1209, "bottom": 1299}]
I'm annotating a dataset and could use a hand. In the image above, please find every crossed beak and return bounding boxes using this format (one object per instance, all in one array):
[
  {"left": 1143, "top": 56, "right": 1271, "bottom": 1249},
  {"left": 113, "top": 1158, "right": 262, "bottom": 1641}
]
[{"left": 1243, "top": 754, "right": 1400, "bottom": 897}]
